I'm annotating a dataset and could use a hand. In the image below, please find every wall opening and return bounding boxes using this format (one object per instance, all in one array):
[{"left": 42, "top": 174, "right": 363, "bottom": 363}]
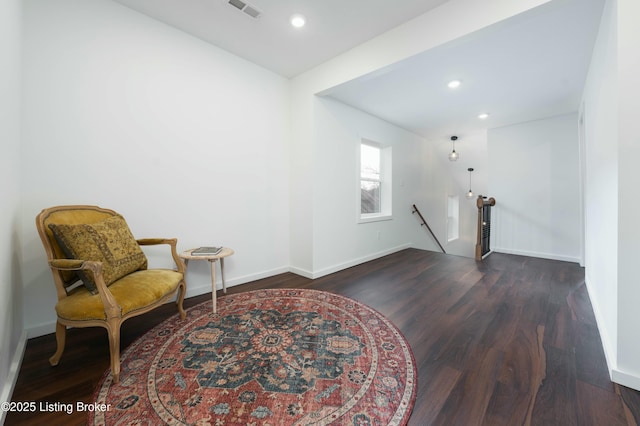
[{"left": 447, "top": 195, "right": 459, "bottom": 242}]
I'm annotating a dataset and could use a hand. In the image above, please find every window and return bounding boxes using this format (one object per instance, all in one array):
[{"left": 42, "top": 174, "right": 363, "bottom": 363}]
[
  {"left": 447, "top": 195, "right": 459, "bottom": 242},
  {"left": 359, "top": 140, "right": 391, "bottom": 222},
  {"left": 360, "top": 143, "right": 381, "bottom": 214}
]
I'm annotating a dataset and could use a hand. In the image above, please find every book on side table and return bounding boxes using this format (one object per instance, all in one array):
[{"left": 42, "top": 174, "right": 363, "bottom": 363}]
[{"left": 191, "top": 246, "right": 224, "bottom": 256}]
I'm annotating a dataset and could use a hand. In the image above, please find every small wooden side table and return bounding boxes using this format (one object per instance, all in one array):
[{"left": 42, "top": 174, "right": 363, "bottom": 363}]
[{"left": 180, "top": 247, "right": 234, "bottom": 313}]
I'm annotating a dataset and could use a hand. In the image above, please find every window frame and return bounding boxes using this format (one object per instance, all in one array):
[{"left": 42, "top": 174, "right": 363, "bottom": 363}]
[{"left": 358, "top": 139, "right": 392, "bottom": 224}]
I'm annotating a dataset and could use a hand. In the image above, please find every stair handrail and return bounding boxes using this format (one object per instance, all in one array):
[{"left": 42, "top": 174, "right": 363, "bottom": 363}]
[{"left": 412, "top": 204, "right": 446, "bottom": 254}]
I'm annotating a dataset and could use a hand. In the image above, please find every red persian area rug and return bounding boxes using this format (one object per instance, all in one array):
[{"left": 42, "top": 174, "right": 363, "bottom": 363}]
[{"left": 89, "top": 289, "right": 417, "bottom": 425}]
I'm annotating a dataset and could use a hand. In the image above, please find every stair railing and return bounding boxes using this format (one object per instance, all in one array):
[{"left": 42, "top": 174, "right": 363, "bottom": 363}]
[{"left": 412, "top": 204, "right": 446, "bottom": 254}]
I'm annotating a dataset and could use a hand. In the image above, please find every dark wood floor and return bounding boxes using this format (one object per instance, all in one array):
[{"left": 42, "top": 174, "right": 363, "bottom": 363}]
[{"left": 7, "top": 249, "right": 640, "bottom": 425}]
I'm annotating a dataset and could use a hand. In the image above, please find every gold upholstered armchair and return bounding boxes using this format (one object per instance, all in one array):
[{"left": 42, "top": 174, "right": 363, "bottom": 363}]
[{"left": 36, "top": 205, "right": 187, "bottom": 383}]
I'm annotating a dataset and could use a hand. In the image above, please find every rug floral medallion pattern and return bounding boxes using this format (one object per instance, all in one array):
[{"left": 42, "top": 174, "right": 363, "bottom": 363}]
[{"left": 90, "top": 289, "right": 417, "bottom": 425}]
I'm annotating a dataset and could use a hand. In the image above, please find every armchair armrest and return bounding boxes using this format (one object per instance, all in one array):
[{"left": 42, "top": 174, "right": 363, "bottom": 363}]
[
  {"left": 136, "top": 238, "right": 185, "bottom": 274},
  {"left": 48, "top": 259, "right": 85, "bottom": 270},
  {"left": 137, "top": 238, "right": 176, "bottom": 246},
  {"left": 48, "top": 259, "right": 121, "bottom": 319}
]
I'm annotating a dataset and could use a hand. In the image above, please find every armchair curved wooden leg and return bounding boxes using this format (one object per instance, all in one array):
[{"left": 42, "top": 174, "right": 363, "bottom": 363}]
[
  {"left": 176, "top": 281, "right": 186, "bottom": 319},
  {"left": 49, "top": 321, "right": 66, "bottom": 366},
  {"left": 107, "top": 322, "right": 121, "bottom": 383}
]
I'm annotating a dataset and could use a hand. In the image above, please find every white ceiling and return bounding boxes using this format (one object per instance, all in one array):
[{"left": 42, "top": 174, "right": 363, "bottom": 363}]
[
  {"left": 326, "top": 0, "right": 605, "bottom": 139},
  {"left": 113, "top": 0, "right": 605, "bottom": 140},
  {"left": 113, "top": 0, "right": 449, "bottom": 78}
]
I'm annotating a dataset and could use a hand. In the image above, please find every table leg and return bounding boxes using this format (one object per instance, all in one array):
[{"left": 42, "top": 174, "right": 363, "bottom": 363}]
[
  {"left": 209, "top": 259, "right": 217, "bottom": 313},
  {"left": 220, "top": 258, "right": 227, "bottom": 293}
]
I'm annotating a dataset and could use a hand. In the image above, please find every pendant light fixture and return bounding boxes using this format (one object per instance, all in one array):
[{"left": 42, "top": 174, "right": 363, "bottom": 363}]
[
  {"left": 448, "top": 136, "right": 459, "bottom": 161},
  {"left": 466, "top": 168, "right": 474, "bottom": 199}
]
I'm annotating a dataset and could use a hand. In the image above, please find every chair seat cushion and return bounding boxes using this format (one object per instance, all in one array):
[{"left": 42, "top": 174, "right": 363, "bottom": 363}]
[{"left": 56, "top": 269, "right": 183, "bottom": 321}]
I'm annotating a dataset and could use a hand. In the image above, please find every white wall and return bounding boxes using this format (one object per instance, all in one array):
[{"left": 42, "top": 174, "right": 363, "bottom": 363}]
[
  {"left": 21, "top": 0, "right": 290, "bottom": 337},
  {"left": 614, "top": 0, "right": 640, "bottom": 388},
  {"left": 581, "top": 0, "right": 619, "bottom": 379},
  {"left": 309, "top": 98, "right": 428, "bottom": 276},
  {"left": 582, "top": 0, "right": 640, "bottom": 391},
  {"left": 488, "top": 114, "right": 581, "bottom": 263},
  {"left": 0, "top": 0, "right": 26, "bottom": 418}
]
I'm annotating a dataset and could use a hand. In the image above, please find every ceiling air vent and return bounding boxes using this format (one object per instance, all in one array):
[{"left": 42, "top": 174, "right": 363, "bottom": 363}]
[
  {"left": 227, "top": 0, "right": 262, "bottom": 19},
  {"left": 228, "top": 0, "right": 245, "bottom": 10}
]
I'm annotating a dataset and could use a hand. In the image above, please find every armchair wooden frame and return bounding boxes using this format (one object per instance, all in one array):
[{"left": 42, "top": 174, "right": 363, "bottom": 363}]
[{"left": 36, "top": 205, "right": 187, "bottom": 383}]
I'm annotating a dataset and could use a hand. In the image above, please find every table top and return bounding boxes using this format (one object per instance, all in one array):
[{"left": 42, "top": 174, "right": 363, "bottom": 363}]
[{"left": 180, "top": 247, "right": 234, "bottom": 260}]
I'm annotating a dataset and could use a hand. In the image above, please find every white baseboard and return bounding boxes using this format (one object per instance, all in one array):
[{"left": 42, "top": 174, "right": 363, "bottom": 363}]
[
  {"left": 492, "top": 247, "right": 581, "bottom": 264},
  {"left": 612, "top": 369, "right": 640, "bottom": 392},
  {"left": 0, "top": 330, "right": 27, "bottom": 425},
  {"left": 183, "top": 265, "right": 291, "bottom": 299},
  {"left": 584, "top": 271, "right": 640, "bottom": 392},
  {"left": 288, "top": 266, "right": 313, "bottom": 279},
  {"left": 26, "top": 321, "right": 57, "bottom": 339},
  {"left": 584, "top": 271, "right": 617, "bottom": 380},
  {"left": 302, "top": 244, "right": 412, "bottom": 279},
  {"left": 228, "top": 266, "right": 291, "bottom": 288}
]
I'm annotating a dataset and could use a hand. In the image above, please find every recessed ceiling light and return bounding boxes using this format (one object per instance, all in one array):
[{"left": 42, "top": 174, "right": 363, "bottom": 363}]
[
  {"left": 290, "top": 14, "right": 306, "bottom": 28},
  {"left": 447, "top": 80, "right": 461, "bottom": 89},
  {"left": 478, "top": 113, "right": 490, "bottom": 119}
]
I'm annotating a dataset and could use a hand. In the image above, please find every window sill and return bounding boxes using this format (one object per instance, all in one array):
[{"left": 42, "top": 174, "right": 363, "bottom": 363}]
[{"left": 358, "top": 214, "right": 393, "bottom": 224}]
